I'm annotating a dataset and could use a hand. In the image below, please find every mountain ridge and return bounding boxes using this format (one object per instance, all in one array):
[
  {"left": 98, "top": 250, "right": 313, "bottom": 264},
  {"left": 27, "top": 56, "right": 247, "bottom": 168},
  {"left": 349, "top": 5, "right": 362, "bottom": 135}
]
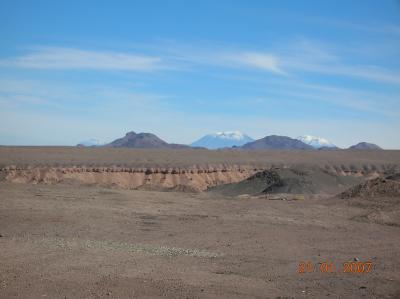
[
  {"left": 105, "top": 131, "right": 193, "bottom": 149},
  {"left": 76, "top": 131, "right": 383, "bottom": 150},
  {"left": 348, "top": 142, "right": 382, "bottom": 150},
  {"left": 241, "top": 135, "right": 314, "bottom": 150}
]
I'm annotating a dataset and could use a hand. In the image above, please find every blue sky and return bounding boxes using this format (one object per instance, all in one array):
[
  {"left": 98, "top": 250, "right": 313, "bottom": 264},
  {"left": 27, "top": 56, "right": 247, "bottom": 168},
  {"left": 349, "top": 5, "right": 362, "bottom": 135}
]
[{"left": 0, "top": 0, "right": 399, "bottom": 148}]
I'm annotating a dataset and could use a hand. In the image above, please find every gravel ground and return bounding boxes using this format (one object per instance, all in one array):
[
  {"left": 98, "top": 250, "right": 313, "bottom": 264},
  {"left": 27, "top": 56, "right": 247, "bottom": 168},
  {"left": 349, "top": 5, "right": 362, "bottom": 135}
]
[{"left": 1, "top": 182, "right": 399, "bottom": 298}]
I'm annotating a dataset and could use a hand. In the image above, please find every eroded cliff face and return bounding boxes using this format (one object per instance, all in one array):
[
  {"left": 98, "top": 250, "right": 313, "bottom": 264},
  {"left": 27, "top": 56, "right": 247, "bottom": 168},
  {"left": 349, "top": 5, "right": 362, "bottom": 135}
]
[
  {"left": 0, "top": 164, "right": 396, "bottom": 192},
  {"left": 1, "top": 167, "right": 258, "bottom": 191}
]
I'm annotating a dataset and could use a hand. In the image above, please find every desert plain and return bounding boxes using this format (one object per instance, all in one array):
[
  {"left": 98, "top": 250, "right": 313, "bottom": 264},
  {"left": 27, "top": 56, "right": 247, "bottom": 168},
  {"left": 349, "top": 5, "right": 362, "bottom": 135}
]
[{"left": 1, "top": 147, "right": 400, "bottom": 298}]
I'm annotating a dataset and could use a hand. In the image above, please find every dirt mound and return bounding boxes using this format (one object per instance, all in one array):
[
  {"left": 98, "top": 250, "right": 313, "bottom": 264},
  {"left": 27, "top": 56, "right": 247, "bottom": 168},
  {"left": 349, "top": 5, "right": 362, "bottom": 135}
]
[
  {"left": 386, "top": 173, "right": 400, "bottom": 181},
  {"left": 209, "top": 167, "right": 363, "bottom": 196},
  {"left": 341, "top": 174, "right": 400, "bottom": 227},
  {"left": 339, "top": 175, "right": 400, "bottom": 198},
  {"left": 208, "top": 170, "right": 282, "bottom": 196}
]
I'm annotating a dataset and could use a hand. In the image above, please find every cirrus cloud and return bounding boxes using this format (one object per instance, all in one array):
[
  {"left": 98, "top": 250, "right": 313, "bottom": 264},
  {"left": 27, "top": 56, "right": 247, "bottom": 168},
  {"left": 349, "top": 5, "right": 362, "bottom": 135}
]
[
  {"left": 223, "top": 52, "right": 285, "bottom": 74},
  {"left": 0, "top": 47, "right": 164, "bottom": 72}
]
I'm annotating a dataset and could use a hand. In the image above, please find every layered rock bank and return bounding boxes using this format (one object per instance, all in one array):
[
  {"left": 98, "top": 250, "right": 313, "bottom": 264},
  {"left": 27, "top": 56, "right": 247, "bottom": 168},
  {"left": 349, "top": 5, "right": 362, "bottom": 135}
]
[
  {"left": 1, "top": 164, "right": 397, "bottom": 192},
  {"left": 1, "top": 166, "right": 258, "bottom": 191},
  {"left": 1, "top": 147, "right": 400, "bottom": 192}
]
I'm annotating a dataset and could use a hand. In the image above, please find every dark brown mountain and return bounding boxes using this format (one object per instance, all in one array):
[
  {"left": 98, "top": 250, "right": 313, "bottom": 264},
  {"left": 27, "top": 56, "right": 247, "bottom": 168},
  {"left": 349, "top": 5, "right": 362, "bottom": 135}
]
[
  {"left": 348, "top": 142, "right": 382, "bottom": 150},
  {"left": 241, "top": 135, "right": 314, "bottom": 150},
  {"left": 105, "top": 131, "right": 192, "bottom": 149}
]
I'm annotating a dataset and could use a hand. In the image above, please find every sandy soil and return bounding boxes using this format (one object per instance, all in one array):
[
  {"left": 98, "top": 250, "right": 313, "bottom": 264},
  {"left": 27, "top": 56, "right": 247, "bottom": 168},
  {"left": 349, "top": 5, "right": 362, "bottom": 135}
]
[
  {"left": 1, "top": 182, "right": 399, "bottom": 298},
  {"left": 1, "top": 148, "right": 400, "bottom": 298},
  {"left": 1, "top": 147, "right": 400, "bottom": 170}
]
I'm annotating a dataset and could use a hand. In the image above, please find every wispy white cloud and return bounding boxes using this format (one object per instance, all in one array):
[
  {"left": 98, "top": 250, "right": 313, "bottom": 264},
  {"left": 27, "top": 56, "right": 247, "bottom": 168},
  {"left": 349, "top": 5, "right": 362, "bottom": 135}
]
[
  {"left": 286, "top": 60, "right": 400, "bottom": 85},
  {"left": 0, "top": 47, "right": 163, "bottom": 71},
  {"left": 0, "top": 78, "right": 173, "bottom": 124},
  {"left": 141, "top": 41, "right": 286, "bottom": 74},
  {"left": 277, "top": 39, "right": 400, "bottom": 85},
  {"left": 155, "top": 39, "right": 400, "bottom": 84},
  {"left": 222, "top": 52, "right": 285, "bottom": 74},
  {"left": 302, "top": 16, "right": 400, "bottom": 37},
  {"left": 0, "top": 78, "right": 180, "bottom": 145},
  {"left": 2, "top": 42, "right": 400, "bottom": 85},
  {"left": 202, "top": 72, "right": 400, "bottom": 117},
  {"left": 264, "top": 79, "right": 400, "bottom": 117}
]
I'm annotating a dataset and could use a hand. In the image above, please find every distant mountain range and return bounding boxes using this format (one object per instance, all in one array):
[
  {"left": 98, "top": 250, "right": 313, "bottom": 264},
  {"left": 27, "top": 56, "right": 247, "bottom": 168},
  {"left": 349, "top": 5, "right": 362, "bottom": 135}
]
[
  {"left": 242, "top": 135, "right": 314, "bottom": 150},
  {"left": 77, "top": 131, "right": 383, "bottom": 150},
  {"left": 348, "top": 142, "right": 382, "bottom": 150},
  {"left": 104, "top": 131, "right": 192, "bottom": 149},
  {"left": 191, "top": 131, "right": 254, "bottom": 149}
]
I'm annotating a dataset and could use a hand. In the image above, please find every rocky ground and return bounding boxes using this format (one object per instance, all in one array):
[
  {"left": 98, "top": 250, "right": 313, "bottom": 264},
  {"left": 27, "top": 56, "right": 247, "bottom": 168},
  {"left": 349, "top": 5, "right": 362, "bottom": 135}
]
[
  {"left": 1, "top": 148, "right": 400, "bottom": 298},
  {"left": 1, "top": 181, "right": 400, "bottom": 298}
]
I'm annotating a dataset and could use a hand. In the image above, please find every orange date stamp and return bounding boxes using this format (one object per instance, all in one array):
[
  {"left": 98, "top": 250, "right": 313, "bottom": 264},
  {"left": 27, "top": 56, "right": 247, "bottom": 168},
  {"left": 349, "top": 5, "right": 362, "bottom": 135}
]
[{"left": 298, "top": 261, "right": 373, "bottom": 274}]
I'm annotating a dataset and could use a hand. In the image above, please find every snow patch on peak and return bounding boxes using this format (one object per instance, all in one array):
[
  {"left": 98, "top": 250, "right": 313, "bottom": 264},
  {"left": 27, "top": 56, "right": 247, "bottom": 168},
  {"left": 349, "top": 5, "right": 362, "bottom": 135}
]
[
  {"left": 297, "top": 135, "right": 336, "bottom": 149},
  {"left": 213, "top": 131, "right": 246, "bottom": 140},
  {"left": 191, "top": 131, "right": 254, "bottom": 149}
]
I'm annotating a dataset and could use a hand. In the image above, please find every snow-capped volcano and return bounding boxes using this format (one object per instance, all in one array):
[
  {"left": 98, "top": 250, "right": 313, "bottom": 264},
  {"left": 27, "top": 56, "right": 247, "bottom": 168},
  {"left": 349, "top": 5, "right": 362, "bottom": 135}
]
[
  {"left": 191, "top": 131, "right": 254, "bottom": 149},
  {"left": 297, "top": 135, "right": 336, "bottom": 149},
  {"left": 213, "top": 131, "right": 250, "bottom": 140}
]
